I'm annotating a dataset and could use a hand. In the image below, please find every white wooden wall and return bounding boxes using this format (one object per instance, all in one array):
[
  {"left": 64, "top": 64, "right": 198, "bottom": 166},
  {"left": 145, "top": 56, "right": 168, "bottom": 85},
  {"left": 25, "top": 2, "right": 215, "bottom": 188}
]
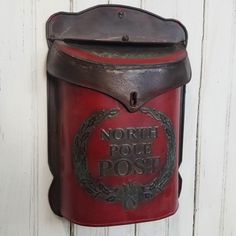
[{"left": 0, "top": 0, "right": 236, "bottom": 235}]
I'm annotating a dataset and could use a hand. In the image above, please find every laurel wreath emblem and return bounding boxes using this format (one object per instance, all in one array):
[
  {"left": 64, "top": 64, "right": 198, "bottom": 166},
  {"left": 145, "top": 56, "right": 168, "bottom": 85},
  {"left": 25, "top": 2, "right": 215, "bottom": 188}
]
[{"left": 72, "top": 107, "right": 176, "bottom": 210}]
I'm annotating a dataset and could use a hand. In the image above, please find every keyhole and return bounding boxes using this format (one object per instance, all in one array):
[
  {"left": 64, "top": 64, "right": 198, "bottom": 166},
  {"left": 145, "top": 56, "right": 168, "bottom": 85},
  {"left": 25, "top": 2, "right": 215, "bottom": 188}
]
[{"left": 130, "top": 92, "right": 137, "bottom": 107}]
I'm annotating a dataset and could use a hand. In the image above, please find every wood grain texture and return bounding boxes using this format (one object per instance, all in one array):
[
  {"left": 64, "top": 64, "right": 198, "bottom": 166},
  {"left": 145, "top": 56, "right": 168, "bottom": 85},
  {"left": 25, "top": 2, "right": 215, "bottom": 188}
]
[
  {"left": 1, "top": 0, "right": 236, "bottom": 235},
  {"left": 193, "top": 0, "right": 236, "bottom": 235},
  {"left": 70, "top": 0, "right": 106, "bottom": 233},
  {"left": 222, "top": 24, "right": 236, "bottom": 235},
  {"left": 69, "top": 1, "right": 113, "bottom": 236},
  {"left": 0, "top": 2, "right": 33, "bottom": 235},
  {"left": 137, "top": 1, "right": 204, "bottom": 236},
  {"left": 0, "top": 0, "right": 70, "bottom": 236},
  {"left": 72, "top": 0, "right": 107, "bottom": 11},
  {"left": 36, "top": 1, "right": 71, "bottom": 235},
  {"left": 72, "top": 1, "right": 136, "bottom": 236},
  {"left": 110, "top": 0, "right": 141, "bottom": 7}
]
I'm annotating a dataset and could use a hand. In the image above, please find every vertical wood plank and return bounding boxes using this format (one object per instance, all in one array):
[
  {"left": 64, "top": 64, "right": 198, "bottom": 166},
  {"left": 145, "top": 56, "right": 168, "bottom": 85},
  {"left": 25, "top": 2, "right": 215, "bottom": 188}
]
[
  {"left": 110, "top": 0, "right": 141, "bottom": 7},
  {"left": 135, "top": 1, "right": 168, "bottom": 235},
  {"left": 71, "top": 1, "right": 108, "bottom": 235},
  {"left": 0, "top": 0, "right": 70, "bottom": 236},
  {"left": 166, "top": 0, "right": 204, "bottom": 235},
  {"left": 36, "top": 0, "right": 71, "bottom": 235},
  {"left": 73, "top": 0, "right": 107, "bottom": 11},
  {"left": 193, "top": 0, "right": 236, "bottom": 235},
  {"left": 107, "top": 2, "right": 138, "bottom": 235},
  {"left": 222, "top": 19, "right": 236, "bottom": 235},
  {"left": 137, "top": 1, "right": 204, "bottom": 236},
  {"left": 72, "top": 1, "right": 135, "bottom": 236},
  {"left": 70, "top": 1, "right": 111, "bottom": 235},
  {"left": 0, "top": 1, "right": 37, "bottom": 235}
]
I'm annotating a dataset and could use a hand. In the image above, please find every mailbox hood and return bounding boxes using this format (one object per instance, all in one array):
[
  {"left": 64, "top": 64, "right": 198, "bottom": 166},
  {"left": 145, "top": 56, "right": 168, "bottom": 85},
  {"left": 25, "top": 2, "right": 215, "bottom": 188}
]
[{"left": 47, "top": 4, "right": 191, "bottom": 112}]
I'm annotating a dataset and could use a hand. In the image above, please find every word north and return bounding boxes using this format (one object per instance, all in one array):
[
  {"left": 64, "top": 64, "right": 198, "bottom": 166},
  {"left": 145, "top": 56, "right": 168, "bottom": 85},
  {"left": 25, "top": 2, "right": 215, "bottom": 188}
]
[{"left": 101, "top": 127, "right": 158, "bottom": 141}]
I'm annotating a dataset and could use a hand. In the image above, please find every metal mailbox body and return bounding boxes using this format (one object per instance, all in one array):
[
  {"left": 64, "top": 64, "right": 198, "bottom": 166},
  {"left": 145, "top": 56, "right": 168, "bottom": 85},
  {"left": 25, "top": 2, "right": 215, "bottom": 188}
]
[{"left": 46, "top": 4, "right": 191, "bottom": 226}]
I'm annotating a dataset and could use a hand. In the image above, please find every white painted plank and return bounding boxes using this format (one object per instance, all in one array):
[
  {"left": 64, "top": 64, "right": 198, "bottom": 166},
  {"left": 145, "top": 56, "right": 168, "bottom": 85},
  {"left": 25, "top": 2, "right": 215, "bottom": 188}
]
[
  {"left": 0, "top": 0, "right": 70, "bottom": 236},
  {"left": 74, "top": 226, "right": 108, "bottom": 236},
  {"left": 74, "top": 225, "right": 135, "bottom": 236},
  {"left": 106, "top": 225, "right": 135, "bottom": 236},
  {"left": 110, "top": 0, "right": 141, "bottom": 7},
  {"left": 106, "top": 2, "right": 169, "bottom": 236},
  {"left": 135, "top": 2, "right": 174, "bottom": 235},
  {"left": 68, "top": 1, "right": 111, "bottom": 235},
  {"left": 71, "top": 0, "right": 107, "bottom": 232},
  {"left": 166, "top": 0, "right": 204, "bottom": 235},
  {"left": 136, "top": 1, "right": 204, "bottom": 236},
  {"left": 223, "top": 22, "right": 236, "bottom": 235},
  {"left": 72, "top": 1, "right": 135, "bottom": 236},
  {"left": 143, "top": 0, "right": 178, "bottom": 18},
  {"left": 102, "top": 2, "right": 138, "bottom": 236},
  {"left": 35, "top": 0, "right": 71, "bottom": 235},
  {"left": 110, "top": 2, "right": 169, "bottom": 235},
  {"left": 193, "top": 0, "right": 236, "bottom": 235},
  {"left": 0, "top": 1, "right": 39, "bottom": 235},
  {"left": 72, "top": 0, "right": 107, "bottom": 11}
]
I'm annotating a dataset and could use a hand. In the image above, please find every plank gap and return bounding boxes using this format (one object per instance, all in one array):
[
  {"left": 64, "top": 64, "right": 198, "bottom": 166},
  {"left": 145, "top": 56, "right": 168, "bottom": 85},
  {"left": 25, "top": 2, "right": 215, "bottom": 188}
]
[
  {"left": 70, "top": 223, "right": 75, "bottom": 236},
  {"left": 30, "top": 0, "right": 39, "bottom": 235},
  {"left": 140, "top": 0, "right": 143, "bottom": 8},
  {"left": 192, "top": 0, "right": 207, "bottom": 235},
  {"left": 218, "top": 3, "right": 236, "bottom": 234},
  {"left": 70, "top": 1, "right": 75, "bottom": 234},
  {"left": 134, "top": 224, "right": 137, "bottom": 236},
  {"left": 70, "top": 0, "right": 74, "bottom": 11}
]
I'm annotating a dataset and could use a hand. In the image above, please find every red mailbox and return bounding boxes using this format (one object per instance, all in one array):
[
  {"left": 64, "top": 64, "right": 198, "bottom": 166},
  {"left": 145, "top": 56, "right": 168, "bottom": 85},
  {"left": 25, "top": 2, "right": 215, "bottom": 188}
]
[{"left": 46, "top": 5, "right": 191, "bottom": 226}]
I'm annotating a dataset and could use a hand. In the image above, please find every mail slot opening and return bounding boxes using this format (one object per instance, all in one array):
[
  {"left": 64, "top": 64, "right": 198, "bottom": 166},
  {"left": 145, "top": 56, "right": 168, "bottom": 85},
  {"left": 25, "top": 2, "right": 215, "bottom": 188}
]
[{"left": 51, "top": 40, "right": 187, "bottom": 67}]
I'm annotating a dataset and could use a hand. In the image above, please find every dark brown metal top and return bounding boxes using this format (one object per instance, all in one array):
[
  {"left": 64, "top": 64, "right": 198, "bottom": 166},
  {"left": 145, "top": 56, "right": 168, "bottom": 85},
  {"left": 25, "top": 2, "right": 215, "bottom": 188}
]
[
  {"left": 46, "top": 5, "right": 191, "bottom": 112},
  {"left": 47, "top": 41, "right": 191, "bottom": 112},
  {"left": 46, "top": 4, "right": 188, "bottom": 47}
]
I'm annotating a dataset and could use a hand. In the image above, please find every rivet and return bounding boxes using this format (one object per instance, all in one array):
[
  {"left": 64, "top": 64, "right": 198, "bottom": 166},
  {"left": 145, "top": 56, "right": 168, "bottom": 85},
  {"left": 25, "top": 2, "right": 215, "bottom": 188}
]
[
  {"left": 118, "top": 11, "right": 125, "bottom": 19},
  {"left": 122, "top": 35, "right": 129, "bottom": 42}
]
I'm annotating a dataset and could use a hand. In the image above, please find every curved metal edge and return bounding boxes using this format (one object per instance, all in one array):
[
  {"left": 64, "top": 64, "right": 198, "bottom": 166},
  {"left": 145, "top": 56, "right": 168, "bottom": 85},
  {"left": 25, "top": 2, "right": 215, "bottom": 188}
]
[
  {"left": 46, "top": 4, "right": 188, "bottom": 47},
  {"left": 47, "top": 76, "right": 62, "bottom": 216},
  {"left": 47, "top": 43, "right": 191, "bottom": 112},
  {"left": 49, "top": 178, "right": 62, "bottom": 216},
  {"left": 72, "top": 107, "right": 176, "bottom": 209},
  {"left": 178, "top": 86, "right": 186, "bottom": 197}
]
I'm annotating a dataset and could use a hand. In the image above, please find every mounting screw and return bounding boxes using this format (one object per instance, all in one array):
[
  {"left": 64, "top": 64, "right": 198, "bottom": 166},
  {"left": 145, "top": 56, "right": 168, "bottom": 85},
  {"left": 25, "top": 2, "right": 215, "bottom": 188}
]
[
  {"left": 118, "top": 11, "right": 125, "bottom": 19},
  {"left": 122, "top": 35, "right": 129, "bottom": 42}
]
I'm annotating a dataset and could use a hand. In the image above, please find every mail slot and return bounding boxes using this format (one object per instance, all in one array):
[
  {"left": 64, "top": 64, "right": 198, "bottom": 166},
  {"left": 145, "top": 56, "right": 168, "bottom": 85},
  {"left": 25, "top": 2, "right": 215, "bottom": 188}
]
[{"left": 46, "top": 4, "right": 191, "bottom": 226}]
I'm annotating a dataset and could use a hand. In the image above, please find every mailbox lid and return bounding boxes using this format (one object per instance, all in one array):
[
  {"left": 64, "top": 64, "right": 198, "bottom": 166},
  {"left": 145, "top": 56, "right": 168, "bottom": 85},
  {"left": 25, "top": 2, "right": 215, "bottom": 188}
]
[
  {"left": 47, "top": 4, "right": 191, "bottom": 112},
  {"left": 47, "top": 40, "right": 191, "bottom": 112}
]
